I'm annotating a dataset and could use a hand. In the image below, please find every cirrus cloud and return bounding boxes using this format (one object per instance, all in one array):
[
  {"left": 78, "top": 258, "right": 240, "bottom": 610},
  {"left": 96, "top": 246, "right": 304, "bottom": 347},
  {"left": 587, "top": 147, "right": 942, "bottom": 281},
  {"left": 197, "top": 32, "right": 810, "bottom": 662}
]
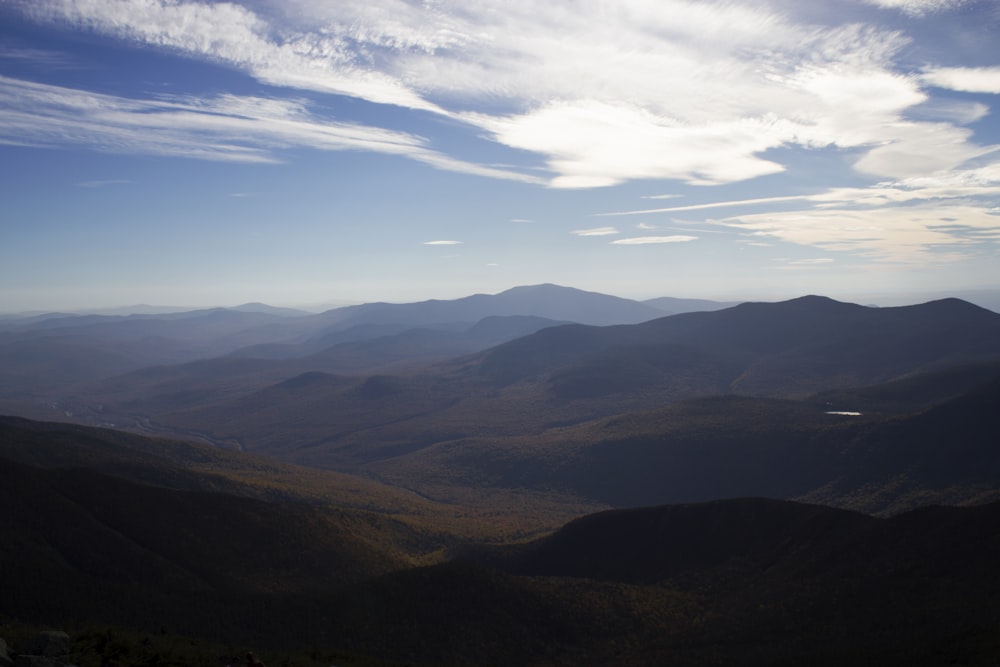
[
  {"left": 611, "top": 235, "right": 698, "bottom": 245},
  {"left": 5, "top": 0, "right": 999, "bottom": 191},
  {"left": 572, "top": 226, "right": 620, "bottom": 237}
]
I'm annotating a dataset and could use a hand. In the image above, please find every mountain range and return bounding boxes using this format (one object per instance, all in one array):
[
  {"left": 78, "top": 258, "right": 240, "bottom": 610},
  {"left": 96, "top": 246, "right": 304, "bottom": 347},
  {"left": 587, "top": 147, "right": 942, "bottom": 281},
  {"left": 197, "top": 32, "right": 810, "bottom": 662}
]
[{"left": 3, "top": 284, "right": 1000, "bottom": 665}]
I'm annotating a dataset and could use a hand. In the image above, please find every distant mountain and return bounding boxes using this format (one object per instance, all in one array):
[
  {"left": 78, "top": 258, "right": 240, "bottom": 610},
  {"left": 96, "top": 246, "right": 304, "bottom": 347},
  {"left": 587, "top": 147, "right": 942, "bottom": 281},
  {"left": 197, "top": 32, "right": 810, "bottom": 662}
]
[
  {"left": 47, "top": 295, "right": 1000, "bottom": 479},
  {"left": 306, "top": 283, "right": 664, "bottom": 334},
  {"left": 228, "top": 302, "right": 311, "bottom": 317},
  {"left": 643, "top": 295, "right": 741, "bottom": 314},
  {"left": 0, "top": 285, "right": 701, "bottom": 402},
  {"left": 475, "top": 295, "right": 1000, "bottom": 396}
]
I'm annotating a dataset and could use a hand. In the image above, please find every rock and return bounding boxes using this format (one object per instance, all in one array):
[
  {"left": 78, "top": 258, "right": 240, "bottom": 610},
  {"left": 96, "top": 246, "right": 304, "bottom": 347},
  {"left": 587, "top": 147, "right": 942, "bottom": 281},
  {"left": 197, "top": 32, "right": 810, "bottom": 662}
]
[
  {"left": 25, "top": 632, "right": 69, "bottom": 659},
  {"left": 14, "top": 657, "right": 61, "bottom": 667},
  {"left": 0, "top": 638, "right": 13, "bottom": 667}
]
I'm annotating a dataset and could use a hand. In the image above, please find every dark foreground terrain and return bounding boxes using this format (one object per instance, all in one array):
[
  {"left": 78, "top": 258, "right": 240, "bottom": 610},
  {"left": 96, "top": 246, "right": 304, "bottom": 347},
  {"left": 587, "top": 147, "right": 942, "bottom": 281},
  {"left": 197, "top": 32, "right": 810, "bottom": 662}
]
[{"left": 3, "top": 411, "right": 1000, "bottom": 666}]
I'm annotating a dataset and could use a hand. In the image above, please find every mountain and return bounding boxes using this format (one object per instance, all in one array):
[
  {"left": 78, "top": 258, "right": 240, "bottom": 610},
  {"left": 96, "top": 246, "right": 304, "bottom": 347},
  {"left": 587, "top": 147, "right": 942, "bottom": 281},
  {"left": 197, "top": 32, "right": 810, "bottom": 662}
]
[
  {"left": 643, "top": 295, "right": 740, "bottom": 314},
  {"left": 224, "top": 283, "right": 665, "bottom": 359},
  {"left": 488, "top": 498, "right": 877, "bottom": 583},
  {"left": 0, "top": 308, "right": 311, "bottom": 395},
  {"left": 366, "top": 366, "right": 1000, "bottom": 516},
  {"left": 0, "top": 284, "right": 661, "bottom": 401},
  {"left": 474, "top": 295, "right": 1000, "bottom": 396},
  {"left": 306, "top": 283, "right": 665, "bottom": 332},
  {"left": 228, "top": 302, "right": 311, "bottom": 317},
  {"left": 36, "top": 295, "right": 1000, "bottom": 477}
]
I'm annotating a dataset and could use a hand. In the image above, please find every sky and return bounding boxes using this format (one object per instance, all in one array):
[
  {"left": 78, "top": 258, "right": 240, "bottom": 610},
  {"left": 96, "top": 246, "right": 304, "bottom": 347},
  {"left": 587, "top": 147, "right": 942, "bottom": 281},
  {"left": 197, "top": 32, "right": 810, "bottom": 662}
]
[{"left": 1, "top": 0, "right": 999, "bottom": 312}]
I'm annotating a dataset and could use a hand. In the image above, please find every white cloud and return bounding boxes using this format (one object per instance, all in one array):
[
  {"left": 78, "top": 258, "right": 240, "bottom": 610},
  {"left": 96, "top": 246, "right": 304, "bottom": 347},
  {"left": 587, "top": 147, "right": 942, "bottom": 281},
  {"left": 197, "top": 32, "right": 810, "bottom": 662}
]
[
  {"left": 8, "top": 0, "right": 998, "bottom": 189},
  {"left": 470, "top": 101, "right": 787, "bottom": 188},
  {"left": 718, "top": 203, "right": 999, "bottom": 262},
  {"left": 423, "top": 240, "right": 463, "bottom": 245},
  {"left": 852, "top": 122, "right": 994, "bottom": 179},
  {"left": 0, "top": 75, "right": 538, "bottom": 181},
  {"left": 572, "top": 226, "right": 620, "bottom": 237},
  {"left": 605, "top": 158, "right": 1000, "bottom": 262},
  {"left": 859, "top": 0, "right": 969, "bottom": 16},
  {"left": 22, "top": 0, "right": 443, "bottom": 112},
  {"left": 600, "top": 195, "right": 814, "bottom": 217},
  {"left": 612, "top": 235, "right": 698, "bottom": 245},
  {"left": 922, "top": 67, "right": 1000, "bottom": 94}
]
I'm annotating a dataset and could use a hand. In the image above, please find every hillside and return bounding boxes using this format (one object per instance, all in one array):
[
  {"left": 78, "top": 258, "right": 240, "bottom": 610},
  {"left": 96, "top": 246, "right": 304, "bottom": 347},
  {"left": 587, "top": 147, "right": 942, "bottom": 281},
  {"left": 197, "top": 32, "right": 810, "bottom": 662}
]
[
  {"left": 5, "top": 459, "right": 1000, "bottom": 666},
  {"left": 0, "top": 416, "right": 601, "bottom": 547},
  {"left": 366, "top": 367, "right": 1000, "bottom": 515},
  {"left": 48, "top": 295, "right": 1000, "bottom": 476}
]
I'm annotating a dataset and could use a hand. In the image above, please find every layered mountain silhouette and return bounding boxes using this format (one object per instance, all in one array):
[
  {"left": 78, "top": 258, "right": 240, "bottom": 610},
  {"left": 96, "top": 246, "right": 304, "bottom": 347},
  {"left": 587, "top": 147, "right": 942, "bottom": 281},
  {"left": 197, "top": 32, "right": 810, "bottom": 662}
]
[
  {"left": 0, "top": 284, "right": 676, "bottom": 396},
  {"left": 43, "top": 294, "right": 999, "bottom": 477},
  {"left": 4, "top": 286, "right": 1000, "bottom": 665}
]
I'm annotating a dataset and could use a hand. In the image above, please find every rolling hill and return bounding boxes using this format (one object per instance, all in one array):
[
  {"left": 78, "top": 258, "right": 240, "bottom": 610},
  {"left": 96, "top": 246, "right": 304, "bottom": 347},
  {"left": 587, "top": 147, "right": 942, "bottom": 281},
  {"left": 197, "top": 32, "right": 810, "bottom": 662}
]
[
  {"left": 49, "top": 295, "right": 1000, "bottom": 479},
  {"left": 4, "top": 429, "right": 999, "bottom": 667}
]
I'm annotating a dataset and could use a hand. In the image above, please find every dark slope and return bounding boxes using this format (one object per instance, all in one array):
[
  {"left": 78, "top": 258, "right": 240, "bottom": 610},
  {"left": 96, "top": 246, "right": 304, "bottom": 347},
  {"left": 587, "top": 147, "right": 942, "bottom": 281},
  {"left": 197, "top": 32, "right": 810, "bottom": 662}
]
[
  {"left": 0, "top": 459, "right": 415, "bottom": 645},
  {"left": 370, "top": 366, "right": 1000, "bottom": 515},
  {"left": 4, "top": 417, "right": 1000, "bottom": 667},
  {"left": 809, "top": 360, "right": 1000, "bottom": 414},
  {"left": 474, "top": 295, "right": 1000, "bottom": 396},
  {"left": 800, "top": 373, "right": 1000, "bottom": 512},
  {"left": 0, "top": 461, "right": 405, "bottom": 593},
  {"left": 494, "top": 498, "right": 876, "bottom": 583},
  {"left": 461, "top": 498, "right": 1000, "bottom": 666},
  {"left": 0, "top": 414, "right": 513, "bottom": 541},
  {"left": 7, "top": 464, "right": 1000, "bottom": 667}
]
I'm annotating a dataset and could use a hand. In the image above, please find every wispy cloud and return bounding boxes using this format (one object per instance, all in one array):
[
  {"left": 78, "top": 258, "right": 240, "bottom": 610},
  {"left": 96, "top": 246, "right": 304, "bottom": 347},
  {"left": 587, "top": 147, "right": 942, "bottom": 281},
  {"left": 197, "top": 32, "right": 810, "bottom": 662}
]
[
  {"left": 603, "top": 159, "right": 1000, "bottom": 262},
  {"left": 20, "top": 0, "right": 443, "bottom": 113},
  {"left": 858, "top": 0, "right": 969, "bottom": 16},
  {"left": 611, "top": 235, "right": 698, "bottom": 245},
  {"left": 572, "top": 226, "right": 619, "bottom": 237},
  {"left": 6, "top": 0, "right": 999, "bottom": 189},
  {"left": 598, "top": 195, "right": 814, "bottom": 217},
  {"left": 423, "top": 240, "right": 463, "bottom": 245},
  {"left": 0, "top": 75, "right": 538, "bottom": 181},
  {"left": 75, "top": 179, "right": 132, "bottom": 188},
  {"left": 719, "top": 202, "right": 999, "bottom": 263},
  {"left": 783, "top": 258, "right": 835, "bottom": 265},
  {"left": 0, "top": 45, "right": 77, "bottom": 68}
]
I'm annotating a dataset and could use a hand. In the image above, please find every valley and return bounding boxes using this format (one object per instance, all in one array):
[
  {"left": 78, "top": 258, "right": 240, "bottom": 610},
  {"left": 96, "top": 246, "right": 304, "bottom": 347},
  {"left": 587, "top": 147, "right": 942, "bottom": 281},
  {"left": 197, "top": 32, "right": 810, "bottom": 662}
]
[{"left": 2, "top": 285, "right": 1000, "bottom": 665}]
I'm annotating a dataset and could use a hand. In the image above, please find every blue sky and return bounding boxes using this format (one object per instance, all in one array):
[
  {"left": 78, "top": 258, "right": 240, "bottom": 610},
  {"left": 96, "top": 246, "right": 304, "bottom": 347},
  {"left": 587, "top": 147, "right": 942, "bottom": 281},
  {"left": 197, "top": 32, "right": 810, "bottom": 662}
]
[{"left": 1, "top": 0, "right": 999, "bottom": 312}]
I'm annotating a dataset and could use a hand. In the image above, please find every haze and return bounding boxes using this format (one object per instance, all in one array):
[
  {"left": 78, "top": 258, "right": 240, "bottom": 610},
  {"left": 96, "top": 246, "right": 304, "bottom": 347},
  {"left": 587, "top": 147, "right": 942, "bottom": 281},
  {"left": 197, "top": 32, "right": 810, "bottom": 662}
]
[{"left": 1, "top": 0, "right": 999, "bottom": 312}]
